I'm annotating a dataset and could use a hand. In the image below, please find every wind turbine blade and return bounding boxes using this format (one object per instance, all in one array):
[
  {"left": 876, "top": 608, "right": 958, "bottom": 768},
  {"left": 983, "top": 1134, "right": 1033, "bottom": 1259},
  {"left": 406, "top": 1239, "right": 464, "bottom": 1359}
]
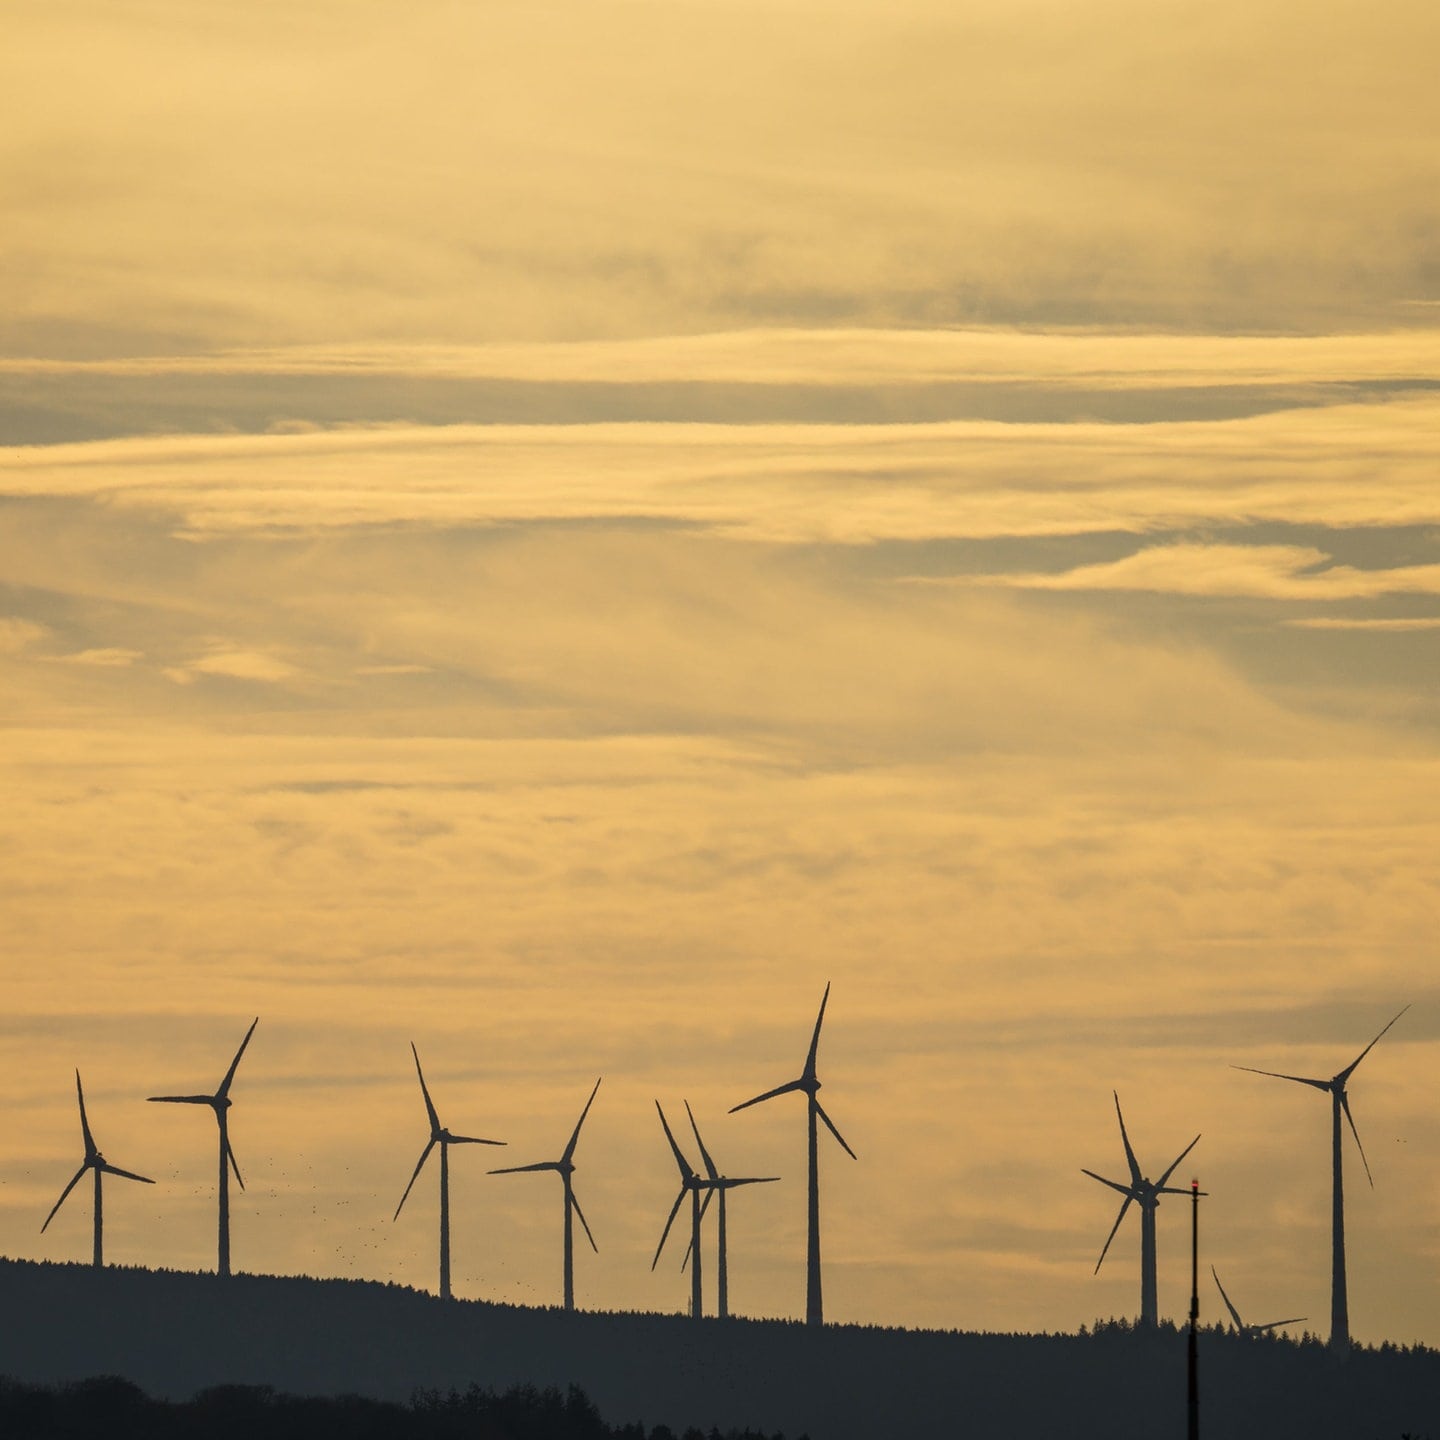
[
  {"left": 75, "top": 1070, "right": 96, "bottom": 1156},
  {"left": 217, "top": 1017, "right": 260, "bottom": 1100},
  {"left": 1336, "top": 1004, "right": 1409, "bottom": 1085},
  {"left": 684, "top": 1101, "right": 719, "bottom": 1182},
  {"left": 99, "top": 1163, "right": 155, "bottom": 1185},
  {"left": 655, "top": 1102, "right": 696, "bottom": 1180},
  {"left": 448, "top": 1134, "right": 505, "bottom": 1146},
  {"left": 804, "top": 981, "right": 832, "bottom": 1079},
  {"left": 1211, "top": 1267, "right": 1244, "bottom": 1330},
  {"left": 570, "top": 1188, "right": 598, "bottom": 1253},
  {"left": 1156, "top": 1133, "right": 1201, "bottom": 1190},
  {"left": 488, "top": 1161, "right": 560, "bottom": 1175},
  {"left": 1254, "top": 1316, "right": 1307, "bottom": 1332},
  {"left": 393, "top": 1138, "right": 436, "bottom": 1219},
  {"left": 1158, "top": 1185, "right": 1206, "bottom": 1197},
  {"left": 1094, "top": 1195, "right": 1132, "bottom": 1273},
  {"left": 1112, "top": 1093, "right": 1142, "bottom": 1187},
  {"left": 815, "top": 1101, "right": 856, "bottom": 1159},
  {"left": 562, "top": 1077, "right": 603, "bottom": 1165},
  {"left": 1340, "top": 1091, "right": 1374, "bottom": 1186},
  {"left": 1081, "top": 1167, "right": 1134, "bottom": 1199},
  {"left": 725, "top": 1176, "right": 780, "bottom": 1187},
  {"left": 41, "top": 1165, "right": 89, "bottom": 1233},
  {"left": 227, "top": 1138, "right": 245, "bottom": 1191},
  {"left": 651, "top": 1187, "right": 687, "bottom": 1269},
  {"left": 410, "top": 1043, "right": 442, "bottom": 1136},
  {"left": 1230, "top": 1064, "right": 1330, "bottom": 1092},
  {"left": 730, "top": 1078, "right": 805, "bottom": 1113},
  {"left": 147, "top": 1094, "right": 214, "bottom": 1105}
]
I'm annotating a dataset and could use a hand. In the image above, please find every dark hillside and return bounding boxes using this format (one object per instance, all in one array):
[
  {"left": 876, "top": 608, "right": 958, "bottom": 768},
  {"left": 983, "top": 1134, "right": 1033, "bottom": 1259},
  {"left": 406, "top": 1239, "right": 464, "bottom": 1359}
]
[{"left": 1, "top": 1260, "right": 1434, "bottom": 1440}]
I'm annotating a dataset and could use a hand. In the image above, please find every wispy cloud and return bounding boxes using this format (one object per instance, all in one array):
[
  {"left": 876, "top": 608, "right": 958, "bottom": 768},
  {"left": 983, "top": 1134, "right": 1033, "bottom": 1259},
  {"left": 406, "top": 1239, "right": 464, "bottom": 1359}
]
[
  {"left": 51, "top": 646, "right": 143, "bottom": 666},
  {"left": 1286, "top": 616, "right": 1440, "bottom": 631},
  {"left": 4, "top": 398, "right": 1440, "bottom": 543},
  {"left": 966, "top": 544, "right": 1440, "bottom": 600},
  {"left": 3, "top": 328, "right": 1439, "bottom": 390},
  {"left": 0, "top": 617, "right": 49, "bottom": 652},
  {"left": 6, "top": 2, "right": 1440, "bottom": 355},
  {"left": 188, "top": 648, "right": 299, "bottom": 683}
]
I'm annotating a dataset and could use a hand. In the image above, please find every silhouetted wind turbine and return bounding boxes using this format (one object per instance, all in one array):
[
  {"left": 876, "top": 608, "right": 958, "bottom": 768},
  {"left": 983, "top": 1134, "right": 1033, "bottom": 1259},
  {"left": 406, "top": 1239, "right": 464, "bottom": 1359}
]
[
  {"left": 1211, "top": 1267, "right": 1305, "bottom": 1336},
  {"left": 490, "top": 1078, "right": 602, "bottom": 1312},
  {"left": 393, "top": 1043, "right": 504, "bottom": 1301},
  {"left": 42, "top": 1070, "right": 154, "bottom": 1268},
  {"left": 147, "top": 1016, "right": 258, "bottom": 1277},
  {"left": 683, "top": 1100, "right": 778, "bottom": 1320},
  {"left": 652, "top": 1101, "right": 706, "bottom": 1318},
  {"left": 1083, "top": 1091, "right": 1200, "bottom": 1328},
  {"left": 1233, "top": 1003, "right": 1407, "bottom": 1352},
  {"left": 731, "top": 982, "right": 855, "bottom": 1327}
]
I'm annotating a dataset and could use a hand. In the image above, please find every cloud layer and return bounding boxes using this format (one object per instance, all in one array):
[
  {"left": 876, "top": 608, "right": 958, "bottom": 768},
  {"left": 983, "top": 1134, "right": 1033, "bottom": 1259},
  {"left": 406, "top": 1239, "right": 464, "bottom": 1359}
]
[{"left": 6, "top": 1, "right": 1440, "bottom": 354}]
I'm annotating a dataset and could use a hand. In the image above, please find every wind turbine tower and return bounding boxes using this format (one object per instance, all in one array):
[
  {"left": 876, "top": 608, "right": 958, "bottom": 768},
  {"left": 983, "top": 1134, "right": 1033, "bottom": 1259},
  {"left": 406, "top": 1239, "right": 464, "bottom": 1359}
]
[
  {"left": 1234, "top": 1003, "right": 1407, "bottom": 1352},
  {"left": 147, "top": 1017, "right": 258, "bottom": 1277},
  {"left": 42, "top": 1070, "right": 154, "bottom": 1268},
  {"left": 490, "top": 1077, "right": 602, "bottom": 1312},
  {"left": 393, "top": 1042, "right": 505, "bottom": 1300},
  {"left": 731, "top": 982, "right": 855, "bottom": 1327},
  {"left": 1083, "top": 1091, "right": 1200, "bottom": 1328}
]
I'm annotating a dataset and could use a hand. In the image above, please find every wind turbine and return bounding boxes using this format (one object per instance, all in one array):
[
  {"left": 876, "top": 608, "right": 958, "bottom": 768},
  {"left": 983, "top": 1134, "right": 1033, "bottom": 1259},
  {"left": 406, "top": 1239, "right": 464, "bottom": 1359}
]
[
  {"left": 682, "top": 1100, "right": 778, "bottom": 1320},
  {"left": 490, "top": 1078, "right": 602, "bottom": 1312},
  {"left": 1211, "top": 1267, "right": 1306, "bottom": 1336},
  {"left": 1233, "top": 1003, "right": 1408, "bottom": 1352},
  {"left": 731, "top": 981, "right": 855, "bottom": 1327},
  {"left": 41, "top": 1070, "right": 154, "bottom": 1268},
  {"left": 1083, "top": 1091, "right": 1200, "bottom": 1328},
  {"left": 147, "top": 1016, "right": 258, "bottom": 1277},
  {"left": 393, "top": 1043, "right": 505, "bottom": 1301},
  {"left": 652, "top": 1100, "right": 706, "bottom": 1319}
]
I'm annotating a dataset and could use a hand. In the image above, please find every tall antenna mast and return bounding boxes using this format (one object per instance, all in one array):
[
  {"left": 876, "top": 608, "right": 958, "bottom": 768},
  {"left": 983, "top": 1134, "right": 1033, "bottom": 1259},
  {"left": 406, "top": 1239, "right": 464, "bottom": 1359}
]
[{"left": 1188, "top": 1178, "right": 1200, "bottom": 1440}]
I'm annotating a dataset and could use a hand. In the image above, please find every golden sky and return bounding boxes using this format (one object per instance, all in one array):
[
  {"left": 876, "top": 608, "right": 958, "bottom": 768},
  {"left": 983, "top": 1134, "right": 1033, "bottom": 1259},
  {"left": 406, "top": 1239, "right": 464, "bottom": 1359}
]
[{"left": 2, "top": 0, "right": 1438, "bottom": 1343}]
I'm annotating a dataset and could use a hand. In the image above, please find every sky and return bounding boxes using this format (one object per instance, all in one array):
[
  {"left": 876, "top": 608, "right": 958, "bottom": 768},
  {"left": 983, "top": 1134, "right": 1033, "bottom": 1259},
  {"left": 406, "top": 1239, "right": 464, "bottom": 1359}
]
[{"left": 2, "top": 0, "right": 1439, "bottom": 1346}]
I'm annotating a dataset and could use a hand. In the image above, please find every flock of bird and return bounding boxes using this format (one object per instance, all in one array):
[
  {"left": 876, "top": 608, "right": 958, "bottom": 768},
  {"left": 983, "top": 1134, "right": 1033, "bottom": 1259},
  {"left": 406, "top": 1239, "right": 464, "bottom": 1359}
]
[{"left": 36, "top": 988, "right": 1409, "bottom": 1351}]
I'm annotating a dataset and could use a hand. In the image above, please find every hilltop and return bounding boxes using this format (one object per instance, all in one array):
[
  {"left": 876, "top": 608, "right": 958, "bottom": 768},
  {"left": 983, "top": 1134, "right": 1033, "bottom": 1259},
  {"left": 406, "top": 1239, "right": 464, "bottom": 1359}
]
[{"left": 1, "top": 1259, "right": 1434, "bottom": 1439}]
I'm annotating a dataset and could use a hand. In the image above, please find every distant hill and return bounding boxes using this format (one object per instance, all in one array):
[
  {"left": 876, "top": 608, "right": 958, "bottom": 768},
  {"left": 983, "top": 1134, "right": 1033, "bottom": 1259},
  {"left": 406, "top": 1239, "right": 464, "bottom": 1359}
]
[{"left": 1, "top": 1259, "right": 1435, "bottom": 1440}]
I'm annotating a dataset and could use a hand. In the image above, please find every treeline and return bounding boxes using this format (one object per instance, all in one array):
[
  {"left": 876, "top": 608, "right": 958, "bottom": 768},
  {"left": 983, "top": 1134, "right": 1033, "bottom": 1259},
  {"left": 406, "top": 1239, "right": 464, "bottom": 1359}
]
[
  {"left": 1081, "top": 1314, "right": 1436, "bottom": 1354},
  {"left": 0, "top": 1375, "right": 801, "bottom": 1440}
]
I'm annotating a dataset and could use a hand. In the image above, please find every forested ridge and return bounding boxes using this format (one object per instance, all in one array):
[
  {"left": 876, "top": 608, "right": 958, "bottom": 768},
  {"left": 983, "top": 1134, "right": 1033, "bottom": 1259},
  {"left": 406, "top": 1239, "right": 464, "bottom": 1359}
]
[{"left": 2, "top": 1260, "right": 1434, "bottom": 1439}]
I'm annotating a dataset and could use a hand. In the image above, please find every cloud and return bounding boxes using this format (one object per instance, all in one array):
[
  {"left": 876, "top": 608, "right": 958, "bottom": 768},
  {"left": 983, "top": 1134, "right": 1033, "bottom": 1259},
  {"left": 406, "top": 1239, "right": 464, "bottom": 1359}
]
[
  {"left": 0, "top": 616, "right": 49, "bottom": 652},
  {"left": 3, "top": 327, "right": 1439, "bottom": 390},
  {"left": 5, "top": 326, "right": 1438, "bottom": 444},
  {"left": 4, "top": 397, "right": 1440, "bottom": 544},
  {"left": 1286, "top": 616, "right": 1440, "bottom": 631},
  {"left": 52, "top": 646, "right": 142, "bottom": 666},
  {"left": 5, "top": 2, "right": 1440, "bottom": 354},
  {"left": 188, "top": 648, "right": 298, "bottom": 683},
  {"left": 966, "top": 543, "right": 1440, "bottom": 600}
]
